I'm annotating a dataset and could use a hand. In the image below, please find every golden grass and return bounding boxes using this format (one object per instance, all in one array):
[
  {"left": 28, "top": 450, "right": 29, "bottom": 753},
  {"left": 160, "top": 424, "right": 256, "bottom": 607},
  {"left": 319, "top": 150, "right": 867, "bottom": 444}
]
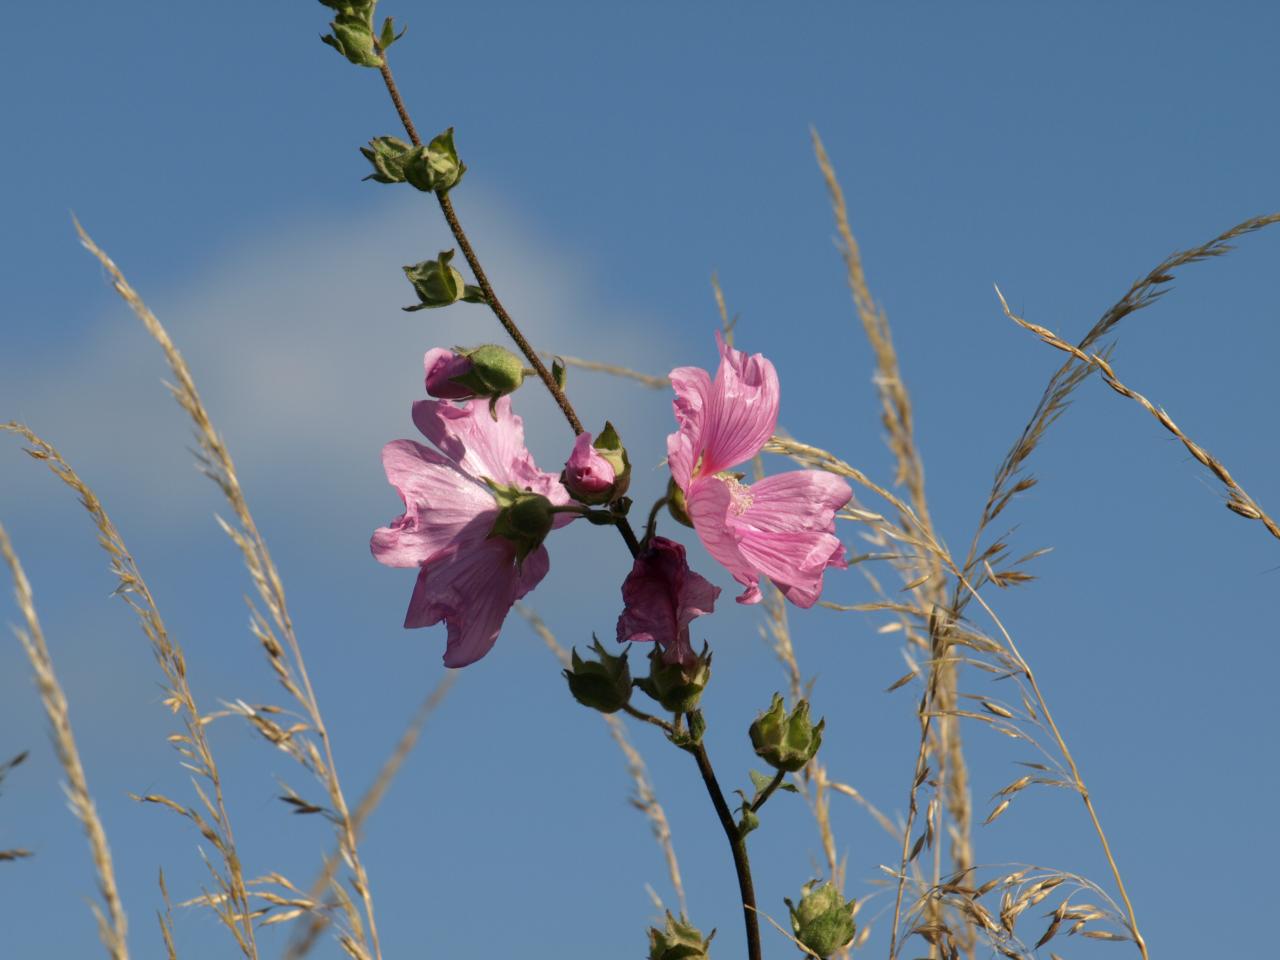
[
  {"left": 2, "top": 421, "right": 259, "bottom": 957},
  {"left": 0, "top": 522, "right": 130, "bottom": 960},
  {"left": 73, "top": 221, "right": 383, "bottom": 959}
]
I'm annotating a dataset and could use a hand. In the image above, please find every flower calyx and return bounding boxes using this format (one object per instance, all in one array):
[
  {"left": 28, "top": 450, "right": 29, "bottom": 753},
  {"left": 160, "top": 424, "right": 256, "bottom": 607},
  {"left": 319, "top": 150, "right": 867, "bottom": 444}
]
[
  {"left": 484, "top": 480, "right": 554, "bottom": 567},
  {"left": 403, "top": 250, "right": 486, "bottom": 311},
  {"left": 647, "top": 911, "right": 715, "bottom": 960},
  {"left": 563, "top": 637, "right": 632, "bottom": 714},
  {"left": 635, "top": 643, "right": 711, "bottom": 715},
  {"left": 425, "top": 345, "right": 525, "bottom": 409},
  {"left": 785, "top": 881, "right": 856, "bottom": 958},
  {"left": 319, "top": 1, "right": 384, "bottom": 68},
  {"left": 749, "top": 693, "right": 824, "bottom": 773}
]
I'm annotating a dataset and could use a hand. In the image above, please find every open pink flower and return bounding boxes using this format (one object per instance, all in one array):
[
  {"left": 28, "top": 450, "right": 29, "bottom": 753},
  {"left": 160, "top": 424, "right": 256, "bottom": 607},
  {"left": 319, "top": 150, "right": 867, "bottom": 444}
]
[
  {"left": 371, "top": 393, "right": 571, "bottom": 667},
  {"left": 667, "top": 333, "right": 852, "bottom": 607},
  {"left": 617, "top": 537, "right": 720, "bottom": 667}
]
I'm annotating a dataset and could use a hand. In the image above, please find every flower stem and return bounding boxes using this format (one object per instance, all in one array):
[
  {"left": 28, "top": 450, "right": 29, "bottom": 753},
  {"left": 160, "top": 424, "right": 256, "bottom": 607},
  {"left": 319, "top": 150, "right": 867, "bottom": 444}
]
[
  {"left": 685, "top": 721, "right": 762, "bottom": 960},
  {"left": 621, "top": 703, "right": 675, "bottom": 735},
  {"left": 374, "top": 52, "right": 644, "bottom": 560}
]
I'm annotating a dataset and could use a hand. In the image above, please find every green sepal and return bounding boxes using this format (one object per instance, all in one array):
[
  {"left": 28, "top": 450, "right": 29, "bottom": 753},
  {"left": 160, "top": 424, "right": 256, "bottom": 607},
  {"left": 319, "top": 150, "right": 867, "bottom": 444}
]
[
  {"left": 666, "top": 476, "right": 694, "bottom": 528},
  {"left": 749, "top": 693, "right": 825, "bottom": 773},
  {"left": 321, "top": 10, "right": 383, "bottom": 67},
  {"left": 737, "top": 802, "right": 760, "bottom": 837},
  {"left": 484, "top": 480, "right": 554, "bottom": 566},
  {"left": 748, "top": 769, "right": 773, "bottom": 794},
  {"left": 403, "top": 250, "right": 468, "bottom": 310},
  {"left": 786, "top": 881, "right": 857, "bottom": 959},
  {"left": 635, "top": 645, "right": 712, "bottom": 715},
  {"left": 551, "top": 356, "right": 567, "bottom": 391},
  {"left": 461, "top": 284, "right": 487, "bottom": 303},
  {"left": 564, "top": 637, "right": 632, "bottom": 714},
  {"left": 403, "top": 127, "right": 466, "bottom": 194},
  {"left": 378, "top": 16, "right": 406, "bottom": 51},
  {"left": 647, "top": 912, "right": 715, "bottom": 960},
  {"left": 360, "top": 135, "right": 413, "bottom": 183}
]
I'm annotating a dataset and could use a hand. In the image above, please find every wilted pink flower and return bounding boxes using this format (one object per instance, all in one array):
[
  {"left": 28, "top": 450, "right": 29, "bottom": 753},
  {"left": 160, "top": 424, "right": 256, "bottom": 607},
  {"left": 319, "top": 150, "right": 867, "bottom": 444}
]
[
  {"left": 423, "top": 347, "right": 476, "bottom": 400},
  {"left": 371, "top": 395, "right": 571, "bottom": 667},
  {"left": 617, "top": 537, "right": 720, "bottom": 667},
  {"left": 667, "top": 333, "right": 852, "bottom": 607}
]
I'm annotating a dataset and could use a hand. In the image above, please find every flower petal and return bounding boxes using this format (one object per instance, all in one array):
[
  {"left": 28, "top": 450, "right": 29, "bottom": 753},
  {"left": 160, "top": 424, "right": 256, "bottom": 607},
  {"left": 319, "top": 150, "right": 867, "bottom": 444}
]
[
  {"left": 740, "top": 469, "right": 852, "bottom": 533},
  {"left": 686, "top": 477, "right": 762, "bottom": 603},
  {"left": 698, "top": 331, "right": 779, "bottom": 476},
  {"left": 411, "top": 396, "right": 534, "bottom": 485},
  {"left": 404, "top": 538, "right": 551, "bottom": 667},
  {"left": 667, "top": 365, "right": 711, "bottom": 489},
  {"left": 370, "top": 440, "right": 495, "bottom": 568}
]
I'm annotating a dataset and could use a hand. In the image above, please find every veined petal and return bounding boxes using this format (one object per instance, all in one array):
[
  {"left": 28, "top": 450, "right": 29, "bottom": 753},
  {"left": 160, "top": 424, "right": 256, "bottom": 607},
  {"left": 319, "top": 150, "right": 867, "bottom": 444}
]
[
  {"left": 697, "top": 331, "right": 779, "bottom": 476},
  {"left": 733, "top": 528, "right": 847, "bottom": 609},
  {"left": 667, "top": 365, "right": 712, "bottom": 489},
  {"left": 404, "top": 539, "right": 551, "bottom": 667},
  {"left": 739, "top": 469, "right": 852, "bottom": 533},
  {"left": 686, "top": 477, "right": 762, "bottom": 603},
  {"left": 370, "top": 440, "right": 495, "bottom": 568},
  {"left": 411, "top": 396, "right": 535, "bottom": 485}
]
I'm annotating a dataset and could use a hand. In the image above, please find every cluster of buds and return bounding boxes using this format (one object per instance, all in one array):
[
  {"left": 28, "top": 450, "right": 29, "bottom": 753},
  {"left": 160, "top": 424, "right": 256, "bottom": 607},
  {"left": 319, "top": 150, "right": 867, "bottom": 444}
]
[
  {"left": 362, "top": 128, "right": 466, "bottom": 194},
  {"left": 647, "top": 912, "right": 715, "bottom": 960},
  {"left": 562, "top": 422, "right": 631, "bottom": 506},
  {"left": 563, "top": 639, "right": 631, "bottom": 714},
  {"left": 749, "top": 693, "right": 824, "bottom": 772},
  {"left": 403, "top": 250, "right": 485, "bottom": 310},
  {"left": 785, "top": 882, "right": 857, "bottom": 958},
  {"left": 318, "top": 0, "right": 403, "bottom": 68}
]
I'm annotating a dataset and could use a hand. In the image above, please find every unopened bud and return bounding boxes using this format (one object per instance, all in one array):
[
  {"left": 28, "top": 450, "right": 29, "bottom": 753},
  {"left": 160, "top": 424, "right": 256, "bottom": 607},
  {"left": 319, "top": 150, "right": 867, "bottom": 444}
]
[
  {"left": 562, "top": 422, "right": 631, "bottom": 505},
  {"left": 319, "top": 3, "right": 382, "bottom": 68},
  {"left": 749, "top": 694, "right": 824, "bottom": 773},
  {"left": 786, "top": 882, "right": 856, "bottom": 958},
  {"left": 361, "top": 136, "right": 413, "bottom": 184},
  {"left": 563, "top": 638, "right": 632, "bottom": 713}
]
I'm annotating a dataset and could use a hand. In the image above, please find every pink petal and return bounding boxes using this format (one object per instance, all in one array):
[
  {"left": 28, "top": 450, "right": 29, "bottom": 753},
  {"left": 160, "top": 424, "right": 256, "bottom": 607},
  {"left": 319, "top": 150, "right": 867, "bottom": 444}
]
[
  {"left": 667, "top": 365, "right": 711, "bottom": 489},
  {"left": 404, "top": 538, "right": 551, "bottom": 667},
  {"left": 741, "top": 470, "right": 852, "bottom": 533},
  {"left": 563, "top": 431, "right": 615, "bottom": 499},
  {"left": 733, "top": 528, "right": 847, "bottom": 609},
  {"left": 685, "top": 477, "right": 762, "bottom": 603},
  {"left": 698, "top": 331, "right": 779, "bottom": 476},
  {"left": 370, "top": 440, "right": 495, "bottom": 568},
  {"left": 411, "top": 397, "right": 534, "bottom": 486},
  {"left": 617, "top": 537, "right": 719, "bottom": 666},
  {"left": 423, "top": 348, "right": 475, "bottom": 400}
]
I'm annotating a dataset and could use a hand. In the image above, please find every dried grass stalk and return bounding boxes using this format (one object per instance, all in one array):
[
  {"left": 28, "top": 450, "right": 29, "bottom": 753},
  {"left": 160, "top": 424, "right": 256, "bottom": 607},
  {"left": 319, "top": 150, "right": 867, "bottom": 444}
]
[
  {"left": 75, "top": 221, "right": 381, "bottom": 959},
  {"left": 0, "top": 523, "right": 129, "bottom": 960},
  {"left": 2, "top": 422, "right": 258, "bottom": 957}
]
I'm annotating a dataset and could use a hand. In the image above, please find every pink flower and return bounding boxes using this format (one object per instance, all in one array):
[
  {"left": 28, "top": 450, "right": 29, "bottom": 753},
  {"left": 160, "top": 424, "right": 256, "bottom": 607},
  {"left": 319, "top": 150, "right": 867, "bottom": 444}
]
[
  {"left": 667, "top": 333, "right": 852, "bottom": 607},
  {"left": 371, "top": 394, "right": 571, "bottom": 667},
  {"left": 617, "top": 537, "right": 720, "bottom": 667},
  {"left": 423, "top": 347, "right": 475, "bottom": 400}
]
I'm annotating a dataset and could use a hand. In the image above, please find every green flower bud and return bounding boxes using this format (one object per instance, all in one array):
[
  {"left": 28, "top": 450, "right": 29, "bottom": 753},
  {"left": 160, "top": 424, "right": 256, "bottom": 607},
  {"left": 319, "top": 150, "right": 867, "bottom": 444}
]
[
  {"left": 320, "top": 6, "right": 383, "bottom": 68},
  {"left": 635, "top": 644, "right": 711, "bottom": 714},
  {"left": 647, "top": 911, "right": 715, "bottom": 960},
  {"left": 484, "top": 482, "right": 555, "bottom": 566},
  {"left": 403, "top": 250, "right": 485, "bottom": 311},
  {"left": 361, "top": 136, "right": 413, "bottom": 184},
  {"left": 462, "top": 344, "right": 524, "bottom": 395},
  {"left": 786, "top": 882, "right": 856, "bottom": 958},
  {"left": 666, "top": 476, "right": 694, "bottom": 528},
  {"left": 402, "top": 128, "right": 467, "bottom": 194},
  {"left": 563, "top": 638, "right": 632, "bottom": 713},
  {"left": 749, "top": 694, "right": 824, "bottom": 773}
]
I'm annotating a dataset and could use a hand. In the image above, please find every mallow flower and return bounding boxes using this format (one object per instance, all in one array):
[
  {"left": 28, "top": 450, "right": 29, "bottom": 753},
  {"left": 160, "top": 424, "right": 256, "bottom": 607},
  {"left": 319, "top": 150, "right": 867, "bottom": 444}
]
[
  {"left": 617, "top": 537, "right": 719, "bottom": 668},
  {"left": 667, "top": 332, "right": 853, "bottom": 607},
  {"left": 371, "top": 390, "right": 571, "bottom": 667}
]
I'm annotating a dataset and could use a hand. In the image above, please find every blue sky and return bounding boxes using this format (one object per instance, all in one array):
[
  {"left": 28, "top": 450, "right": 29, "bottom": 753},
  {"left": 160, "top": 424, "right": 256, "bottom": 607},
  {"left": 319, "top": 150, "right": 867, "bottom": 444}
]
[{"left": 2, "top": 3, "right": 1278, "bottom": 958}]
